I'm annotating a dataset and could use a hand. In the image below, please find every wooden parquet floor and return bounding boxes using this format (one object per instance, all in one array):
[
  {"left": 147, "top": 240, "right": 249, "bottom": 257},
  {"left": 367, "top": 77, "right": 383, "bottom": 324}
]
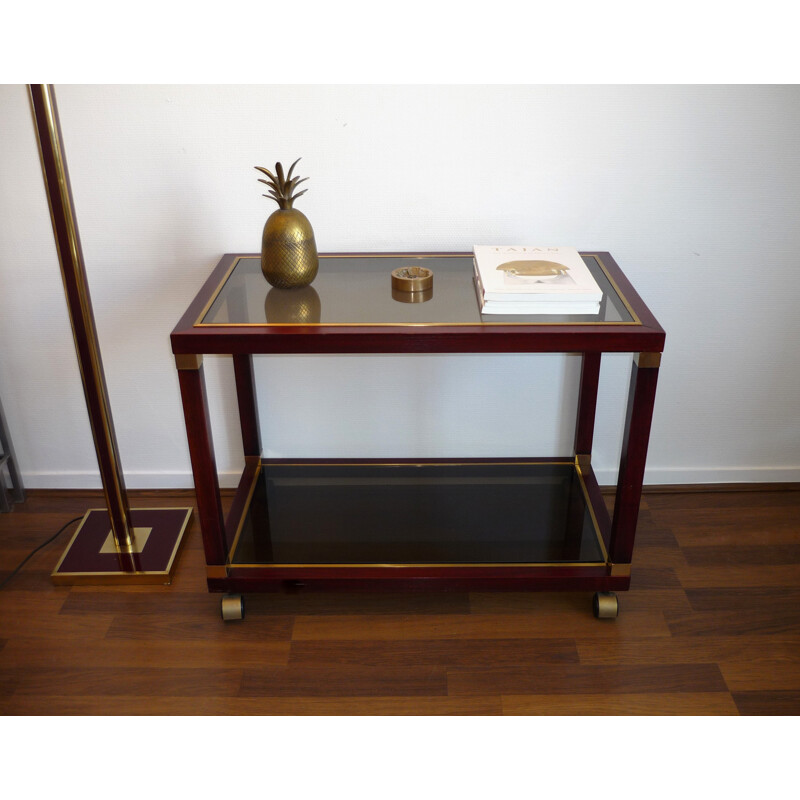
[{"left": 1, "top": 487, "right": 799, "bottom": 715}]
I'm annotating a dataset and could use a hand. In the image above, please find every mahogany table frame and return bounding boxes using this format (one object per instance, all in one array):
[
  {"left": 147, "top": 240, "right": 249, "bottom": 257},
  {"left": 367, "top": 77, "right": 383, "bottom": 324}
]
[{"left": 171, "top": 252, "right": 664, "bottom": 603}]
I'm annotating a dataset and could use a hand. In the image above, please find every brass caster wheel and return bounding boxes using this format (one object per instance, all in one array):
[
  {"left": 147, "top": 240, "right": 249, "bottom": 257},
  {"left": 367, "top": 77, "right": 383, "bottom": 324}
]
[
  {"left": 221, "top": 594, "right": 245, "bottom": 621},
  {"left": 593, "top": 592, "right": 619, "bottom": 619}
]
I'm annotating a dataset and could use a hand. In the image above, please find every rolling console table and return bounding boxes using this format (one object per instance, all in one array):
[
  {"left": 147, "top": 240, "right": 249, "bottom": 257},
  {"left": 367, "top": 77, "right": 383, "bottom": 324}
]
[{"left": 171, "top": 253, "right": 664, "bottom": 620}]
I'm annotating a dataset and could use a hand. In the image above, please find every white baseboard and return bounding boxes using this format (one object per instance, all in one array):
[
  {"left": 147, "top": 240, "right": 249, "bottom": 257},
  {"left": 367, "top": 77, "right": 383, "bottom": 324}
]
[
  {"left": 19, "top": 465, "right": 800, "bottom": 490},
  {"left": 594, "top": 465, "right": 800, "bottom": 486},
  {"left": 20, "top": 470, "right": 244, "bottom": 491}
]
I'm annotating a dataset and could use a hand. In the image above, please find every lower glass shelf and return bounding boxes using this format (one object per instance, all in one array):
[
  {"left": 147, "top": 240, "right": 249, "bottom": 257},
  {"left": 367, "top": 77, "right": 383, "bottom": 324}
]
[{"left": 229, "top": 460, "right": 608, "bottom": 567}]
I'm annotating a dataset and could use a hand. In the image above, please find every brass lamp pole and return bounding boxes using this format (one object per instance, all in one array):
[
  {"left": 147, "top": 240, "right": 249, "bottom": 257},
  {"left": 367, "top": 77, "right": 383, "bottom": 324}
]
[{"left": 29, "top": 84, "right": 191, "bottom": 584}]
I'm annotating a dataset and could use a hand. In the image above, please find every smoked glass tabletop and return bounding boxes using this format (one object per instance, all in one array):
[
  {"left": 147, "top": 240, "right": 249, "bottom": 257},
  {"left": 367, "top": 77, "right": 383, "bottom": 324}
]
[
  {"left": 199, "top": 254, "right": 637, "bottom": 326},
  {"left": 231, "top": 461, "right": 606, "bottom": 566}
]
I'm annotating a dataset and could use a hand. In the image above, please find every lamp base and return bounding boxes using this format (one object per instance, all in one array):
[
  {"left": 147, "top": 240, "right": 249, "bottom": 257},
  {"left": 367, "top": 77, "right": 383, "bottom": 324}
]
[{"left": 51, "top": 507, "right": 192, "bottom": 585}]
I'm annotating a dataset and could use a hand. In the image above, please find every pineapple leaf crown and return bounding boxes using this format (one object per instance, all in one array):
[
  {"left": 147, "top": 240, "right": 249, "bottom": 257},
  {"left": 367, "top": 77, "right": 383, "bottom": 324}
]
[{"left": 255, "top": 158, "right": 308, "bottom": 210}]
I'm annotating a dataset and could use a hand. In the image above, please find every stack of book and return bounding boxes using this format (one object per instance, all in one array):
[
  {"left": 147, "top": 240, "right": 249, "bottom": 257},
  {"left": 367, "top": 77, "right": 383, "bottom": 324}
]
[{"left": 473, "top": 246, "right": 602, "bottom": 315}]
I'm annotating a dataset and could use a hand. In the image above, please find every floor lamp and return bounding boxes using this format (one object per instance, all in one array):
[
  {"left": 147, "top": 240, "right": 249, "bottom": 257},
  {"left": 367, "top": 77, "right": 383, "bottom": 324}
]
[{"left": 29, "top": 84, "right": 191, "bottom": 584}]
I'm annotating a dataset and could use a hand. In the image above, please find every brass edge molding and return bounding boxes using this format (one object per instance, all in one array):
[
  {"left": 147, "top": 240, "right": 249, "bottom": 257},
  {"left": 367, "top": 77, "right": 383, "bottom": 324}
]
[
  {"left": 575, "top": 453, "right": 591, "bottom": 468},
  {"left": 50, "top": 510, "right": 92, "bottom": 575},
  {"left": 193, "top": 256, "right": 244, "bottom": 326},
  {"left": 575, "top": 463, "right": 610, "bottom": 564},
  {"left": 609, "top": 563, "right": 631, "bottom": 577},
  {"left": 193, "top": 253, "right": 643, "bottom": 329},
  {"left": 232, "top": 563, "right": 609, "bottom": 569},
  {"left": 162, "top": 507, "right": 193, "bottom": 576},
  {"left": 262, "top": 459, "right": 574, "bottom": 468},
  {"left": 199, "top": 320, "right": 642, "bottom": 328},
  {"left": 206, "top": 565, "right": 229, "bottom": 578},
  {"left": 584, "top": 254, "right": 641, "bottom": 325},
  {"left": 52, "top": 573, "right": 175, "bottom": 586},
  {"left": 635, "top": 352, "right": 662, "bottom": 369},
  {"left": 50, "top": 507, "right": 192, "bottom": 580},
  {"left": 226, "top": 462, "right": 263, "bottom": 562},
  {"left": 175, "top": 353, "right": 203, "bottom": 370}
]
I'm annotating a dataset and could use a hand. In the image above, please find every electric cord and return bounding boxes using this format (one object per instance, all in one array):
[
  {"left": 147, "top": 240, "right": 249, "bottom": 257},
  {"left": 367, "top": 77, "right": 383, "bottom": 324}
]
[{"left": 0, "top": 515, "right": 83, "bottom": 590}]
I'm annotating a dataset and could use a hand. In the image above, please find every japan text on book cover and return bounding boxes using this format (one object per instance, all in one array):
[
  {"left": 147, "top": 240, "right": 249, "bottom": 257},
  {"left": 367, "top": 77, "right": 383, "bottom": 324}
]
[{"left": 473, "top": 246, "right": 602, "bottom": 303}]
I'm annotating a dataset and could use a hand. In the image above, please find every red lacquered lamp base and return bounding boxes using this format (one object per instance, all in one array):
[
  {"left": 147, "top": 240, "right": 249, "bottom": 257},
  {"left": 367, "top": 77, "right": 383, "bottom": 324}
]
[{"left": 51, "top": 507, "right": 191, "bottom": 586}]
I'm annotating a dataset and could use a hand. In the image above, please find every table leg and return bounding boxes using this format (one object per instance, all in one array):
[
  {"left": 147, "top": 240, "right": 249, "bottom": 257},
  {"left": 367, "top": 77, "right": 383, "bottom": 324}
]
[
  {"left": 609, "top": 353, "right": 661, "bottom": 564},
  {"left": 232, "top": 354, "right": 262, "bottom": 458},
  {"left": 574, "top": 352, "right": 602, "bottom": 458},
  {"left": 176, "top": 355, "right": 227, "bottom": 566}
]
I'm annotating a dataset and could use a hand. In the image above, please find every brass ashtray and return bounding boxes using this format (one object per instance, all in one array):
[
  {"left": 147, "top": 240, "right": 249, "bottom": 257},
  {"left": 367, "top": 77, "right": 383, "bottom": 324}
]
[
  {"left": 392, "top": 286, "right": 433, "bottom": 303},
  {"left": 391, "top": 266, "right": 433, "bottom": 293}
]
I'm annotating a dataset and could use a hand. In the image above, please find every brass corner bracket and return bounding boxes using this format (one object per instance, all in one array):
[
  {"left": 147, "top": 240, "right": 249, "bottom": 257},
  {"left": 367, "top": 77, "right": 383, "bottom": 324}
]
[
  {"left": 175, "top": 353, "right": 203, "bottom": 371},
  {"left": 206, "top": 565, "right": 228, "bottom": 579},
  {"left": 635, "top": 352, "right": 662, "bottom": 369}
]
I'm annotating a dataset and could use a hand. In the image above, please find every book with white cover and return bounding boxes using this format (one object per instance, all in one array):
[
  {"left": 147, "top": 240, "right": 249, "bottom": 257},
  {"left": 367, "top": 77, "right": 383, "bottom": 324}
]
[
  {"left": 473, "top": 267, "right": 601, "bottom": 315},
  {"left": 473, "top": 246, "right": 602, "bottom": 304}
]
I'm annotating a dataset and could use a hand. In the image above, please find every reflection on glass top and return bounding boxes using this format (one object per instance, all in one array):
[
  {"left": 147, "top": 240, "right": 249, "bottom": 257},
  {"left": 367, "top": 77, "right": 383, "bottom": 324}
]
[
  {"left": 200, "top": 255, "right": 635, "bottom": 326},
  {"left": 232, "top": 462, "right": 606, "bottom": 565}
]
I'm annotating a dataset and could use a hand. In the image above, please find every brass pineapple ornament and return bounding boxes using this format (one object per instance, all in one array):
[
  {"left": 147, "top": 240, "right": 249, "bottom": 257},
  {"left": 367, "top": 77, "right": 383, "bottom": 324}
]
[{"left": 255, "top": 158, "right": 319, "bottom": 288}]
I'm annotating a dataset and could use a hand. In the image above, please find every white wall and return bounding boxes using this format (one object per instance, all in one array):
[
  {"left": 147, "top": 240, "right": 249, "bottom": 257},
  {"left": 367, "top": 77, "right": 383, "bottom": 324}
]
[{"left": 1, "top": 84, "right": 798, "bottom": 489}]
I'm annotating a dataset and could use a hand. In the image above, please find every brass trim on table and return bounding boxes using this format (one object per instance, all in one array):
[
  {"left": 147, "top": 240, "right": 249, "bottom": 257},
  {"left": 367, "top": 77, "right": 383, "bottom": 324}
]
[
  {"left": 635, "top": 352, "right": 662, "bottom": 368},
  {"left": 225, "top": 459, "right": 611, "bottom": 571},
  {"left": 193, "top": 256, "right": 245, "bottom": 325},
  {"left": 206, "top": 565, "right": 229, "bottom": 579},
  {"left": 225, "top": 461, "right": 264, "bottom": 563},
  {"left": 609, "top": 563, "right": 631, "bottom": 577},
  {"left": 575, "top": 453, "right": 591, "bottom": 468},
  {"left": 584, "top": 253, "right": 641, "bottom": 325},
  {"left": 262, "top": 459, "right": 574, "bottom": 468},
  {"left": 228, "top": 561, "right": 609, "bottom": 570},
  {"left": 175, "top": 353, "right": 203, "bottom": 370},
  {"left": 193, "top": 253, "right": 642, "bottom": 328},
  {"left": 575, "top": 460, "right": 610, "bottom": 564}
]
